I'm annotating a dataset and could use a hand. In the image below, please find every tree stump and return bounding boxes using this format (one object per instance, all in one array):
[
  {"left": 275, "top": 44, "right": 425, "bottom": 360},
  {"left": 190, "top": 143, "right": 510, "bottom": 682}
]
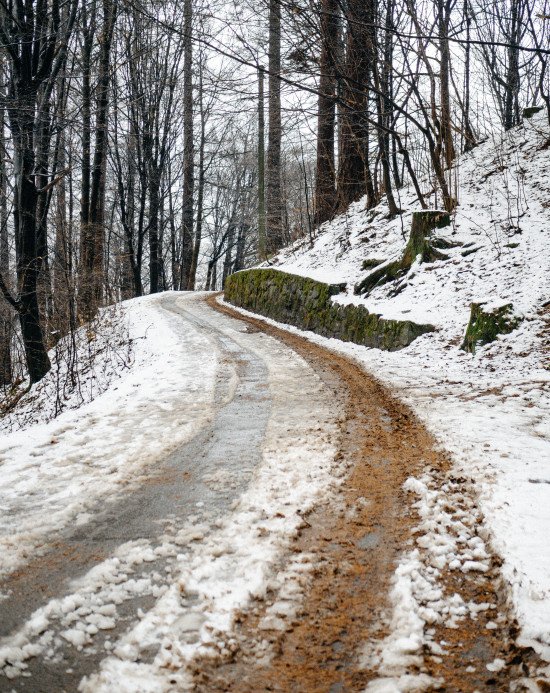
[{"left": 355, "top": 210, "right": 452, "bottom": 296}]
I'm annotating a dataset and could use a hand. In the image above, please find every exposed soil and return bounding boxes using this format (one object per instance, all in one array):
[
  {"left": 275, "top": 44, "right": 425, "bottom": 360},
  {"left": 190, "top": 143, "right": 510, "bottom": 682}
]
[{"left": 197, "top": 295, "right": 545, "bottom": 693}]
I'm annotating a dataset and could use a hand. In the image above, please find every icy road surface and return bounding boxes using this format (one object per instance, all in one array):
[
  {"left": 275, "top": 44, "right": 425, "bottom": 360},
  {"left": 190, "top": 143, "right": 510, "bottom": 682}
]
[{"left": 0, "top": 293, "right": 340, "bottom": 691}]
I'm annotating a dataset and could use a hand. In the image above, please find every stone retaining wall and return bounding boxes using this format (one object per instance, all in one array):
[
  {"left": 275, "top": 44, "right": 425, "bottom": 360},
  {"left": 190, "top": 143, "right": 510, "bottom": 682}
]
[{"left": 224, "top": 268, "right": 434, "bottom": 351}]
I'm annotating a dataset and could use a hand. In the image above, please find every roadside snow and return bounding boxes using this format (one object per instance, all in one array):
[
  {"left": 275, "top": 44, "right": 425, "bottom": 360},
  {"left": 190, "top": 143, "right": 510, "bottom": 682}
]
[
  {"left": 0, "top": 294, "right": 342, "bottom": 690},
  {"left": 79, "top": 302, "right": 341, "bottom": 691},
  {"left": 249, "top": 113, "right": 550, "bottom": 670},
  {"left": 0, "top": 294, "right": 218, "bottom": 581}
]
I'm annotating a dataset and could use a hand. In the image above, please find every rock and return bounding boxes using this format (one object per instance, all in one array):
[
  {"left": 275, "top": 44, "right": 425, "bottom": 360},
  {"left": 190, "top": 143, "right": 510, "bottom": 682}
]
[
  {"left": 523, "top": 105, "right": 544, "bottom": 119},
  {"left": 461, "top": 302, "right": 522, "bottom": 354},
  {"left": 361, "top": 258, "right": 385, "bottom": 270}
]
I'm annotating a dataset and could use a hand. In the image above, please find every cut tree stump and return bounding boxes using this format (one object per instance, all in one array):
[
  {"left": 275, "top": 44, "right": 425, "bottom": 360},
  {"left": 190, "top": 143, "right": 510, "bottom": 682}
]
[
  {"left": 355, "top": 210, "right": 453, "bottom": 296},
  {"left": 461, "top": 302, "right": 522, "bottom": 354}
]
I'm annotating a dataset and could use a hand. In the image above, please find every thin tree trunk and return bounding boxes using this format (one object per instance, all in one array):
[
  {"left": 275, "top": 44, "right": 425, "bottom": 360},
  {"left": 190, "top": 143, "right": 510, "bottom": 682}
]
[
  {"left": 438, "top": 0, "right": 456, "bottom": 169},
  {"left": 85, "top": 0, "right": 115, "bottom": 317},
  {"left": 188, "top": 61, "right": 206, "bottom": 290},
  {"left": 258, "top": 66, "right": 267, "bottom": 259},
  {"left": 79, "top": 0, "right": 95, "bottom": 319},
  {"left": 266, "top": 0, "right": 284, "bottom": 253},
  {"left": 180, "top": 0, "right": 195, "bottom": 289},
  {"left": 504, "top": 0, "right": 521, "bottom": 130},
  {"left": 148, "top": 167, "right": 161, "bottom": 293},
  {"left": 462, "top": 0, "right": 477, "bottom": 152},
  {"left": 0, "top": 93, "right": 12, "bottom": 385}
]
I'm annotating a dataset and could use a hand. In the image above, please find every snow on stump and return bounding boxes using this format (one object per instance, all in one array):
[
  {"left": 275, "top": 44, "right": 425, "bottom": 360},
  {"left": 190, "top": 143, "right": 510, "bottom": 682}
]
[
  {"left": 355, "top": 210, "right": 453, "bottom": 296},
  {"left": 461, "top": 302, "right": 522, "bottom": 354}
]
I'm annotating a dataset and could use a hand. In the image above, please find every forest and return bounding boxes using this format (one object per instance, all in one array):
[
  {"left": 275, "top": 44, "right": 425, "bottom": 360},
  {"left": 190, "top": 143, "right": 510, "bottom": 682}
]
[{"left": 0, "top": 0, "right": 548, "bottom": 387}]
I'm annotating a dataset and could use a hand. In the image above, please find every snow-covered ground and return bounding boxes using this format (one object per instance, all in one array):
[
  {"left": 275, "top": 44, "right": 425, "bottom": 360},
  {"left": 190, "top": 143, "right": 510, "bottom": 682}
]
[
  {"left": 0, "top": 294, "right": 218, "bottom": 581},
  {"left": 250, "top": 115, "right": 550, "bottom": 677},
  {"left": 0, "top": 293, "right": 342, "bottom": 688}
]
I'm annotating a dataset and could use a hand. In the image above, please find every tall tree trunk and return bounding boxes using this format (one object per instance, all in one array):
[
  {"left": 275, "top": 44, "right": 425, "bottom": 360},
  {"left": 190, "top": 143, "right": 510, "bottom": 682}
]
[
  {"left": 148, "top": 167, "right": 161, "bottom": 294},
  {"left": 79, "top": 0, "right": 95, "bottom": 319},
  {"left": 35, "top": 98, "right": 54, "bottom": 329},
  {"left": 180, "top": 0, "right": 195, "bottom": 289},
  {"left": 10, "top": 90, "right": 52, "bottom": 382},
  {"left": 438, "top": 0, "right": 456, "bottom": 169},
  {"left": 504, "top": 0, "right": 521, "bottom": 130},
  {"left": 266, "top": 0, "right": 284, "bottom": 253},
  {"left": 337, "top": 0, "right": 377, "bottom": 211},
  {"left": 373, "top": 0, "right": 400, "bottom": 217},
  {"left": 85, "top": 0, "right": 115, "bottom": 317},
  {"left": 187, "top": 61, "right": 206, "bottom": 290},
  {"left": 54, "top": 122, "right": 71, "bottom": 331},
  {"left": 0, "top": 94, "right": 12, "bottom": 385},
  {"left": 462, "top": 0, "right": 477, "bottom": 152},
  {"left": 314, "top": 0, "right": 339, "bottom": 227},
  {"left": 257, "top": 66, "right": 267, "bottom": 259}
]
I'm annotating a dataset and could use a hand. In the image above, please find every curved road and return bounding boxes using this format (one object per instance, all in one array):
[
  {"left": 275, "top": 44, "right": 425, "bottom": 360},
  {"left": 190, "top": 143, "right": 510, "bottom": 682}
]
[
  {"left": 0, "top": 294, "right": 544, "bottom": 692},
  {"left": 1, "top": 294, "right": 322, "bottom": 692}
]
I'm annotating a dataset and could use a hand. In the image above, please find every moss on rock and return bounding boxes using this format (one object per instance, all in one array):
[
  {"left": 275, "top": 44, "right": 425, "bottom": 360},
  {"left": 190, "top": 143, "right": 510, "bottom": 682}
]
[
  {"left": 461, "top": 302, "right": 522, "bottom": 354},
  {"left": 225, "top": 268, "right": 434, "bottom": 351}
]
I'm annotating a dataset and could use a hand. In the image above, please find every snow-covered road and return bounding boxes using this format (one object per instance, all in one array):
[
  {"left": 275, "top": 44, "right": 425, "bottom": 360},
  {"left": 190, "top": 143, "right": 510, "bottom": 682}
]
[{"left": 0, "top": 293, "right": 340, "bottom": 690}]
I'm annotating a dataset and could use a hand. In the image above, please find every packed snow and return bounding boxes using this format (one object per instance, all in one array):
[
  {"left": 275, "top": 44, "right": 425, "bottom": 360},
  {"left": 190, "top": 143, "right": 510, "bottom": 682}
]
[
  {"left": 0, "top": 294, "right": 218, "bottom": 582},
  {"left": 0, "top": 293, "right": 342, "bottom": 688},
  {"left": 231, "top": 114, "right": 550, "bottom": 682}
]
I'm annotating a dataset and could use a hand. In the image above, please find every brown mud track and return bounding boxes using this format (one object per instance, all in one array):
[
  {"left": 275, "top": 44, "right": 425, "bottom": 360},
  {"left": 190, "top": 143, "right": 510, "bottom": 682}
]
[{"left": 197, "top": 295, "right": 545, "bottom": 693}]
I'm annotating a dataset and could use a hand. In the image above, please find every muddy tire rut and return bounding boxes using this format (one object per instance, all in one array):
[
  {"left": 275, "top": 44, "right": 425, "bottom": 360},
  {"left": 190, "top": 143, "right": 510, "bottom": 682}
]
[{"left": 196, "top": 296, "right": 547, "bottom": 693}]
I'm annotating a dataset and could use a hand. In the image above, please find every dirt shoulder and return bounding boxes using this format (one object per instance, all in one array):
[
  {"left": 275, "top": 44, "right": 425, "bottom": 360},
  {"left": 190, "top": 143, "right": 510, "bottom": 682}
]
[{"left": 198, "top": 296, "right": 542, "bottom": 692}]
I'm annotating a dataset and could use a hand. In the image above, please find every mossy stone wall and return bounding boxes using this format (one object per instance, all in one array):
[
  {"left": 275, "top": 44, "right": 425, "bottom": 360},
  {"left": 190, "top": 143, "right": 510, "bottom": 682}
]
[{"left": 225, "top": 268, "right": 434, "bottom": 351}]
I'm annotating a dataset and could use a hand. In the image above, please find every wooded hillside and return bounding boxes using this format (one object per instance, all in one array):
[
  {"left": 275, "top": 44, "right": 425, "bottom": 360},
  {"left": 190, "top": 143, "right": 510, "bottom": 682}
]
[{"left": 0, "top": 0, "right": 548, "bottom": 386}]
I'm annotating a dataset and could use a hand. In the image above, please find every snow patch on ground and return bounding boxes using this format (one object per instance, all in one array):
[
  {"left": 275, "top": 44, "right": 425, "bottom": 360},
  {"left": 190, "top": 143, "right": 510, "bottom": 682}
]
[
  {"left": 79, "top": 317, "right": 341, "bottom": 691},
  {"left": 0, "top": 294, "right": 218, "bottom": 581},
  {"left": 362, "top": 469, "right": 494, "bottom": 690}
]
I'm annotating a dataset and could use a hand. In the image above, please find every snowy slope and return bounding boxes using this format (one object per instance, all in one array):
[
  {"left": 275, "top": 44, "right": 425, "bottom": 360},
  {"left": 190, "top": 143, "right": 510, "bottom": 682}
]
[
  {"left": 269, "top": 115, "right": 549, "bottom": 349},
  {"left": 256, "top": 115, "right": 550, "bottom": 665}
]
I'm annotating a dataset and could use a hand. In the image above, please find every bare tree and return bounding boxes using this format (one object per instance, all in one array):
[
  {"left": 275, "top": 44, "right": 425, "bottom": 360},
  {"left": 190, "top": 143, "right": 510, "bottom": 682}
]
[{"left": 0, "top": 0, "right": 77, "bottom": 383}]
